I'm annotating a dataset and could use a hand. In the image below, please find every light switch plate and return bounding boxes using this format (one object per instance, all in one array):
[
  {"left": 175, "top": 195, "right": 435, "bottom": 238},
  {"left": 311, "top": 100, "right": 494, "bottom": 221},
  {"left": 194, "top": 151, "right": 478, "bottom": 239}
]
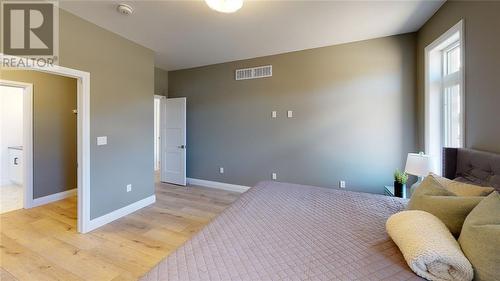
[
  {"left": 287, "top": 110, "right": 293, "bottom": 118},
  {"left": 126, "top": 184, "right": 132, "bottom": 192},
  {"left": 219, "top": 167, "right": 224, "bottom": 174},
  {"left": 97, "top": 136, "right": 107, "bottom": 146},
  {"left": 272, "top": 173, "right": 277, "bottom": 180},
  {"left": 272, "top": 111, "right": 277, "bottom": 118},
  {"left": 339, "top": 180, "right": 346, "bottom": 189}
]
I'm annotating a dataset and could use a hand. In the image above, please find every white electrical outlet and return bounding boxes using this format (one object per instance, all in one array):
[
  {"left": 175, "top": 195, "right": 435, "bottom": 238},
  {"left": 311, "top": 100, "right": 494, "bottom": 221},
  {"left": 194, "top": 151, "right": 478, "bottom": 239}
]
[
  {"left": 126, "top": 184, "right": 132, "bottom": 192},
  {"left": 272, "top": 111, "right": 277, "bottom": 118},
  {"left": 287, "top": 110, "right": 293, "bottom": 118},
  {"left": 97, "top": 136, "right": 107, "bottom": 146},
  {"left": 219, "top": 167, "right": 224, "bottom": 174},
  {"left": 339, "top": 180, "right": 346, "bottom": 189},
  {"left": 272, "top": 173, "right": 277, "bottom": 180}
]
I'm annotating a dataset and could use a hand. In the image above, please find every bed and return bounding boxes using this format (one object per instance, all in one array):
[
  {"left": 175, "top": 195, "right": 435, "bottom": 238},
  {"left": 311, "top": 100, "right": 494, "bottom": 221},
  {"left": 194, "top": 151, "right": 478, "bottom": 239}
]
[
  {"left": 443, "top": 147, "right": 500, "bottom": 191},
  {"left": 141, "top": 148, "right": 499, "bottom": 281}
]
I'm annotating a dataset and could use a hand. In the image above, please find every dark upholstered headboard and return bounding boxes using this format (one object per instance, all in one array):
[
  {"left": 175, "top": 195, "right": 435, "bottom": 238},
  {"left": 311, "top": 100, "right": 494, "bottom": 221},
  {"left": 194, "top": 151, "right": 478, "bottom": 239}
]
[{"left": 443, "top": 148, "right": 500, "bottom": 192}]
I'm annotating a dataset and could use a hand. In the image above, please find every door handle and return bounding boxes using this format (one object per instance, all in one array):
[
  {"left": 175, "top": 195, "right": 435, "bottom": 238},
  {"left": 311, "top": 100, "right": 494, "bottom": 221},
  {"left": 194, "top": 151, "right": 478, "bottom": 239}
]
[
  {"left": 14, "top": 157, "right": 19, "bottom": 165},
  {"left": 178, "top": 145, "right": 186, "bottom": 149}
]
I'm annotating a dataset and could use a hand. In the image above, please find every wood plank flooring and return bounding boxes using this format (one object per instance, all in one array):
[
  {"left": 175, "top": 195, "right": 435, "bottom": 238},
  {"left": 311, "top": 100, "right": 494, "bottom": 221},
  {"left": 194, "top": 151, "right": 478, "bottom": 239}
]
[{"left": 0, "top": 182, "right": 240, "bottom": 281}]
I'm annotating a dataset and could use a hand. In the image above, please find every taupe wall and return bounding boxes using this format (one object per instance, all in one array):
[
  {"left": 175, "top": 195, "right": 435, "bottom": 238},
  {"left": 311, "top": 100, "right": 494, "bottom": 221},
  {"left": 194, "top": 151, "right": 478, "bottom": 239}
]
[
  {"left": 155, "top": 67, "right": 168, "bottom": 96},
  {"left": 0, "top": 70, "right": 77, "bottom": 198},
  {"left": 58, "top": 10, "right": 155, "bottom": 219},
  {"left": 169, "top": 34, "right": 417, "bottom": 193},
  {"left": 417, "top": 1, "right": 500, "bottom": 153}
]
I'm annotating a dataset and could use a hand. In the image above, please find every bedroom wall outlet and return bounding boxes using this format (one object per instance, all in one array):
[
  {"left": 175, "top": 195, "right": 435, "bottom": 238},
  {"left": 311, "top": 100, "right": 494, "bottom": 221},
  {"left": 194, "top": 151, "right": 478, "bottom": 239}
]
[
  {"left": 219, "top": 167, "right": 224, "bottom": 174},
  {"left": 272, "top": 111, "right": 277, "bottom": 118},
  {"left": 272, "top": 173, "right": 277, "bottom": 180},
  {"left": 97, "top": 136, "right": 107, "bottom": 146},
  {"left": 339, "top": 180, "right": 346, "bottom": 189},
  {"left": 126, "top": 184, "right": 132, "bottom": 192},
  {"left": 287, "top": 110, "right": 293, "bottom": 118}
]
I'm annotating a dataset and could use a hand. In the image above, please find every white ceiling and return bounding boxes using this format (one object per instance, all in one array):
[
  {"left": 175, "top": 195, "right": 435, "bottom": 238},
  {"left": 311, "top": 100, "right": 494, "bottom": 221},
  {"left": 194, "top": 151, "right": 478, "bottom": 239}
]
[{"left": 60, "top": 0, "right": 444, "bottom": 71}]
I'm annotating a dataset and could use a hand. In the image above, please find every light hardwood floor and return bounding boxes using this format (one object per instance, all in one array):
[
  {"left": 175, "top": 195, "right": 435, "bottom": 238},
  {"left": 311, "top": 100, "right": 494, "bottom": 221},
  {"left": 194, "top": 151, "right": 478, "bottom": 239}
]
[{"left": 0, "top": 182, "right": 240, "bottom": 281}]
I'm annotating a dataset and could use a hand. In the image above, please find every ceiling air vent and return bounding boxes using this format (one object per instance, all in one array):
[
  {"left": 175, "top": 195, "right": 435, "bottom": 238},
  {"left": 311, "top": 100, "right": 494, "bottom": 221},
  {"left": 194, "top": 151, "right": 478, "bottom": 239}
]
[{"left": 235, "top": 65, "right": 272, "bottom": 80}]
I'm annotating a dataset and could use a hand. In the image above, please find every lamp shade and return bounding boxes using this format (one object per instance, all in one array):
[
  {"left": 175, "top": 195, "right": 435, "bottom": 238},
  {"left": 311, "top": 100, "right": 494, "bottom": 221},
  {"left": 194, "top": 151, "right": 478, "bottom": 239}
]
[{"left": 405, "top": 153, "right": 431, "bottom": 177}]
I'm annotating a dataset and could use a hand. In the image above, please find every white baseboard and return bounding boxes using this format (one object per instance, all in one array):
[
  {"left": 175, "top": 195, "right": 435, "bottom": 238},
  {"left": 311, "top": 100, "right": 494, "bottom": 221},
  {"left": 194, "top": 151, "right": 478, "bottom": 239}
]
[
  {"left": 32, "top": 188, "right": 77, "bottom": 207},
  {"left": 86, "top": 195, "right": 156, "bottom": 232},
  {"left": 187, "top": 178, "right": 250, "bottom": 193}
]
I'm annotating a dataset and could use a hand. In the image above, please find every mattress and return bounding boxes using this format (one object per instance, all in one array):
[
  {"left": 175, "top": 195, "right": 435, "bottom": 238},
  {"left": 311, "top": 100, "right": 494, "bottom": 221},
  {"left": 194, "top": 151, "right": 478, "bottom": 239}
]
[{"left": 141, "top": 181, "right": 423, "bottom": 281}]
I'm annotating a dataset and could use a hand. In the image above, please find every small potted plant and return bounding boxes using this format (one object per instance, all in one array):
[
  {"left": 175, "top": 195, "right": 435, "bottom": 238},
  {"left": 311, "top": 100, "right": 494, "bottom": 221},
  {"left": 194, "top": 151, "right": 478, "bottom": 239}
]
[{"left": 393, "top": 169, "right": 408, "bottom": 198}]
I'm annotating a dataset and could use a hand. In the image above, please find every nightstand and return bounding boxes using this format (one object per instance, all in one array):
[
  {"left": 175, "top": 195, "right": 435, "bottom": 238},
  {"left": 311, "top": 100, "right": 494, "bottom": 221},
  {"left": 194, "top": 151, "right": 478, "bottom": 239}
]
[{"left": 384, "top": 185, "right": 408, "bottom": 199}]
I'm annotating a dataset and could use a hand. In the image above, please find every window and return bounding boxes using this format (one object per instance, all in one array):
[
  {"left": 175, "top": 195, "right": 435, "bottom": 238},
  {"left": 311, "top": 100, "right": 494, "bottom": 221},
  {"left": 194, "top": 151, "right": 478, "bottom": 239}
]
[
  {"left": 442, "top": 42, "right": 462, "bottom": 148},
  {"left": 425, "top": 20, "right": 464, "bottom": 174}
]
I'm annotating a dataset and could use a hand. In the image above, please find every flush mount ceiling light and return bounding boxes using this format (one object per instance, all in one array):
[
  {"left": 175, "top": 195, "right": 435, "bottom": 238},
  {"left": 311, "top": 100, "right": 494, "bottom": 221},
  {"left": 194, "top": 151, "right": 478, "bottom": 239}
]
[
  {"left": 205, "top": 0, "right": 243, "bottom": 13},
  {"left": 117, "top": 3, "right": 134, "bottom": 15}
]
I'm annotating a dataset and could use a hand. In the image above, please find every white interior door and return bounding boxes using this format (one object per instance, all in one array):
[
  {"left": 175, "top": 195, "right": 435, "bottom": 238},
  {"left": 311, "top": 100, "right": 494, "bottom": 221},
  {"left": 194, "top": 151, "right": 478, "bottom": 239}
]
[{"left": 161, "top": 97, "right": 186, "bottom": 185}]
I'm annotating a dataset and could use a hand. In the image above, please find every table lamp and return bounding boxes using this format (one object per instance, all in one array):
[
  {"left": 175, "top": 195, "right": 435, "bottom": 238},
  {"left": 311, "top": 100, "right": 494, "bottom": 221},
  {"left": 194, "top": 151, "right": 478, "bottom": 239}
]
[{"left": 405, "top": 152, "right": 431, "bottom": 194}]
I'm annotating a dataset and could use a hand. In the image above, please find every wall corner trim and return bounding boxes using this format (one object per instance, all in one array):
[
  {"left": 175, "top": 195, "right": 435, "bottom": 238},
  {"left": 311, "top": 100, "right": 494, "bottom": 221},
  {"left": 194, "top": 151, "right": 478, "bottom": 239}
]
[
  {"left": 85, "top": 195, "right": 156, "bottom": 233},
  {"left": 187, "top": 178, "right": 250, "bottom": 193},
  {"left": 32, "top": 188, "right": 77, "bottom": 208}
]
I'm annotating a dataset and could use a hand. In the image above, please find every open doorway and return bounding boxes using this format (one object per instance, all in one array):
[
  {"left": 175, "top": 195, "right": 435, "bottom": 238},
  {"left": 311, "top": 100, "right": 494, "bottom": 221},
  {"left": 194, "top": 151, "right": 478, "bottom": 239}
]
[
  {"left": 1, "top": 72, "right": 77, "bottom": 216},
  {"left": 0, "top": 82, "right": 31, "bottom": 214},
  {"left": 154, "top": 95, "right": 165, "bottom": 183},
  {"left": 1, "top": 55, "right": 91, "bottom": 233}
]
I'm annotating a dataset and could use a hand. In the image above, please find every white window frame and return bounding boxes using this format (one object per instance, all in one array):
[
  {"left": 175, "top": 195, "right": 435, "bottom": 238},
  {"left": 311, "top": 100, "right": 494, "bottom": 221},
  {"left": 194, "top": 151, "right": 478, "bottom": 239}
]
[{"left": 424, "top": 20, "right": 465, "bottom": 174}]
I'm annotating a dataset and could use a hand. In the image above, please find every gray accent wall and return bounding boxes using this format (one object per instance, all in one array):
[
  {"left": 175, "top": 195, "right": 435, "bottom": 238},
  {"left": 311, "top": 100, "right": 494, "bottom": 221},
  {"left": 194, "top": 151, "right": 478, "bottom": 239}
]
[
  {"left": 169, "top": 34, "right": 417, "bottom": 194},
  {"left": 59, "top": 10, "right": 155, "bottom": 219},
  {"left": 155, "top": 67, "right": 168, "bottom": 96},
  {"left": 417, "top": 1, "right": 500, "bottom": 153},
  {"left": 0, "top": 70, "right": 77, "bottom": 198}
]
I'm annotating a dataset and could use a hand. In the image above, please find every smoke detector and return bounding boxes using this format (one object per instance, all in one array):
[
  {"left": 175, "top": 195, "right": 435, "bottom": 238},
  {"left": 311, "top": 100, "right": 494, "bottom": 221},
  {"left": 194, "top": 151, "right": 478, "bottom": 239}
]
[{"left": 117, "top": 4, "right": 133, "bottom": 15}]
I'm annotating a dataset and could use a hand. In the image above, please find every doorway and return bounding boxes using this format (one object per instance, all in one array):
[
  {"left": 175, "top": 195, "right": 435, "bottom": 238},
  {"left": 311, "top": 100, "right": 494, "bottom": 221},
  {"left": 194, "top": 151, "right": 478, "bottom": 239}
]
[
  {"left": 154, "top": 95, "right": 165, "bottom": 182},
  {"left": 0, "top": 55, "right": 91, "bottom": 233},
  {"left": 1, "top": 71, "right": 78, "bottom": 215},
  {"left": 0, "top": 82, "right": 32, "bottom": 214}
]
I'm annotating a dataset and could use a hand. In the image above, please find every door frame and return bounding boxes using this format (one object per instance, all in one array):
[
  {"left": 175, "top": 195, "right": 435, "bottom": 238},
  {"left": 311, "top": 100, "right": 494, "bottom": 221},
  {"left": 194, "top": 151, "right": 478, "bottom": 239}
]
[
  {"left": 1, "top": 54, "right": 91, "bottom": 233},
  {"left": 0, "top": 80, "right": 33, "bottom": 210},
  {"left": 154, "top": 95, "right": 165, "bottom": 173}
]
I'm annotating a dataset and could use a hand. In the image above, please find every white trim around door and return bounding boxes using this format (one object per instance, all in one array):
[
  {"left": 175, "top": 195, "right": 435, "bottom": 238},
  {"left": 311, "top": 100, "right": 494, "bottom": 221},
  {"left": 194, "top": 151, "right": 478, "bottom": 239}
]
[
  {"left": 1, "top": 54, "right": 92, "bottom": 233},
  {"left": 154, "top": 95, "right": 165, "bottom": 173}
]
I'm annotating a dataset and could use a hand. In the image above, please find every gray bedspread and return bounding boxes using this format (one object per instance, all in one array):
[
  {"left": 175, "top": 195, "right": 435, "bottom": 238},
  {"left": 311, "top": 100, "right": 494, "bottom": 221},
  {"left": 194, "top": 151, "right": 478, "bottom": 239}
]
[{"left": 141, "top": 181, "right": 423, "bottom": 281}]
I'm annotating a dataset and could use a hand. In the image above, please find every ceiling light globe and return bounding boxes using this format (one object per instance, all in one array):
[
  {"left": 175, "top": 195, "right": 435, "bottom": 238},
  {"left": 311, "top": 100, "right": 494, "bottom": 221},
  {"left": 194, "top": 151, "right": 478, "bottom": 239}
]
[{"left": 205, "top": 0, "right": 243, "bottom": 13}]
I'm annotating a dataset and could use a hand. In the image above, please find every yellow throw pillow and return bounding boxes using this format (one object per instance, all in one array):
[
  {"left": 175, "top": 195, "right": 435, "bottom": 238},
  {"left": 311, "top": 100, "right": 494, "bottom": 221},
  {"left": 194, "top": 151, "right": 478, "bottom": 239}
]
[
  {"left": 430, "top": 173, "right": 495, "bottom": 196},
  {"left": 459, "top": 192, "right": 500, "bottom": 281},
  {"left": 407, "top": 175, "right": 484, "bottom": 237}
]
